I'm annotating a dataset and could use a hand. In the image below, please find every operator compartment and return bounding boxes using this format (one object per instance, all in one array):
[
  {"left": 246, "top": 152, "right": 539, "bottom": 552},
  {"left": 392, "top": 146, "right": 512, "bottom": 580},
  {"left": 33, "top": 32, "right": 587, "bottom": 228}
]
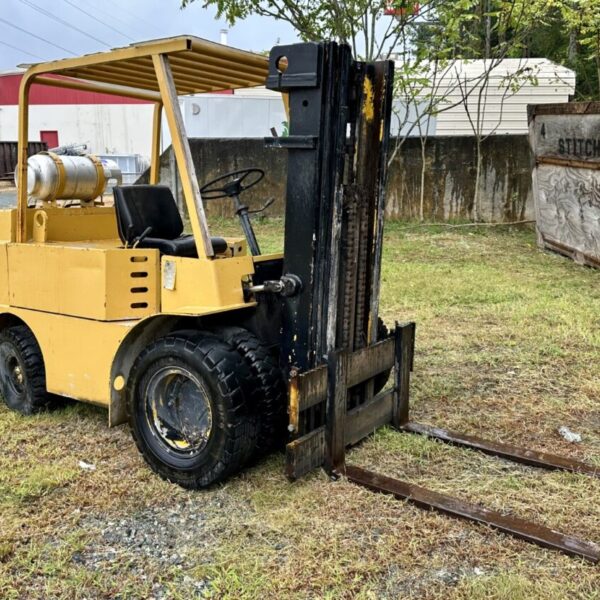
[{"left": 5, "top": 152, "right": 255, "bottom": 320}]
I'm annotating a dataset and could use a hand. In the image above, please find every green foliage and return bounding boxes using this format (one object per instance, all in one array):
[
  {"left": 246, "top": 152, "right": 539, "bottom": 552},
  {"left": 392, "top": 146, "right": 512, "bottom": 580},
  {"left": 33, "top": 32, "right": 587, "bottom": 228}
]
[
  {"left": 182, "top": 0, "right": 440, "bottom": 60},
  {"left": 182, "top": 0, "right": 600, "bottom": 99},
  {"left": 556, "top": 0, "right": 600, "bottom": 99}
]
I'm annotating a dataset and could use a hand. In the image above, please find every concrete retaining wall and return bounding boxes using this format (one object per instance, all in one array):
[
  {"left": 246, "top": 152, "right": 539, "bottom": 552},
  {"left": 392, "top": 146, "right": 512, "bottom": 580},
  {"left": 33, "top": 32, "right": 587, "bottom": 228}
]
[{"left": 155, "top": 135, "right": 534, "bottom": 222}]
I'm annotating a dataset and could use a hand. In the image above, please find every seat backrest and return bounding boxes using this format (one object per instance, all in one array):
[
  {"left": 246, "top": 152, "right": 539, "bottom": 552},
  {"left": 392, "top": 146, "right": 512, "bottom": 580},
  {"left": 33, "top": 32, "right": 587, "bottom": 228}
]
[{"left": 114, "top": 185, "right": 183, "bottom": 244}]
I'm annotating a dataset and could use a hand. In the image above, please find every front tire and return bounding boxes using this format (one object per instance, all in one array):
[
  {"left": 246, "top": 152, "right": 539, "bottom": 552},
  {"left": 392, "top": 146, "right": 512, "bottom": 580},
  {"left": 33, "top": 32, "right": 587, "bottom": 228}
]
[
  {"left": 214, "top": 326, "right": 287, "bottom": 456},
  {"left": 127, "top": 333, "right": 258, "bottom": 488},
  {"left": 0, "top": 325, "right": 49, "bottom": 415}
]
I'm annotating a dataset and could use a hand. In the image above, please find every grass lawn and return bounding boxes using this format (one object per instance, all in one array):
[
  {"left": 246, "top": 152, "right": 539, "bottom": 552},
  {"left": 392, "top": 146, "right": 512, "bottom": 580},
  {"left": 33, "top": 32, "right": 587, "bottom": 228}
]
[{"left": 1, "top": 219, "right": 599, "bottom": 599}]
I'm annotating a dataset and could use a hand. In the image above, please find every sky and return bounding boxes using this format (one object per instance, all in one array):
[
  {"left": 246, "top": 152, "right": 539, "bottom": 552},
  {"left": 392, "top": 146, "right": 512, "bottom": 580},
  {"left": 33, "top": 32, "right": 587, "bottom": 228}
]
[{"left": 0, "top": 0, "right": 299, "bottom": 71}]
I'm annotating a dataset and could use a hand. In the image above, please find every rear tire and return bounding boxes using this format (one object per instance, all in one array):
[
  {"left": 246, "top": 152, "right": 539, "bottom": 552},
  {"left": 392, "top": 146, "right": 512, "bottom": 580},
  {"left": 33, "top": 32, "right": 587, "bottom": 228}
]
[
  {"left": 127, "top": 333, "right": 258, "bottom": 488},
  {"left": 214, "top": 326, "right": 287, "bottom": 456},
  {"left": 0, "top": 325, "right": 49, "bottom": 415}
]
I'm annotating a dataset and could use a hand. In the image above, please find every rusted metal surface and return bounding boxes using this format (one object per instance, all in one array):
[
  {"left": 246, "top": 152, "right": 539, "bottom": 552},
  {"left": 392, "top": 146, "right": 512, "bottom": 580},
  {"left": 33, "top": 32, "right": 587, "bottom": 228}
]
[
  {"left": 393, "top": 322, "right": 415, "bottom": 427},
  {"left": 286, "top": 322, "right": 412, "bottom": 479},
  {"left": 529, "top": 101, "right": 600, "bottom": 119},
  {"left": 540, "top": 235, "right": 600, "bottom": 269},
  {"left": 347, "top": 388, "right": 393, "bottom": 445},
  {"left": 402, "top": 422, "right": 600, "bottom": 478},
  {"left": 368, "top": 62, "right": 395, "bottom": 343},
  {"left": 529, "top": 112, "right": 600, "bottom": 160},
  {"left": 325, "top": 350, "right": 348, "bottom": 474},
  {"left": 285, "top": 427, "right": 326, "bottom": 480},
  {"left": 345, "top": 464, "right": 600, "bottom": 563},
  {"left": 0, "top": 141, "right": 47, "bottom": 180},
  {"left": 286, "top": 388, "right": 394, "bottom": 480},
  {"left": 536, "top": 156, "right": 600, "bottom": 170},
  {"left": 290, "top": 337, "right": 395, "bottom": 418},
  {"left": 348, "top": 337, "right": 394, "bottom": 386}
]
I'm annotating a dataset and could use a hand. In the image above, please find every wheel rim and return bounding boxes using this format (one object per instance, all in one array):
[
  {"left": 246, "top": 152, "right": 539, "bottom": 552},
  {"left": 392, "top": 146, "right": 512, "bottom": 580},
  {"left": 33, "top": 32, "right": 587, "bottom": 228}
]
[
  {"left": 0, "top": 342, "right": 25, "bottom": 396},
  {"left": 144, "top": 366, "right": 213, "bottom": 456}
]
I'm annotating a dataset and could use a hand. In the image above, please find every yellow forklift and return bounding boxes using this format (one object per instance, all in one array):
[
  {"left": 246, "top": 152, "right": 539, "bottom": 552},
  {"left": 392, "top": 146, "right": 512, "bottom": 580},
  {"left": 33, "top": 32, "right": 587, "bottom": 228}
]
[{"left": 1, "top": 36, "right": 598, "bottom": 562}]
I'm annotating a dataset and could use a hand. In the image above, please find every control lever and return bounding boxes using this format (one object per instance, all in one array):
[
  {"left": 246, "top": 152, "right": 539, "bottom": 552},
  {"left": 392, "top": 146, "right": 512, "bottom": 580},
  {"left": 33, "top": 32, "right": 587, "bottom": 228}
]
[
  {"left": 247, "top": 197, "right": 275, "bottom": 215},
  {"left": 133, "top": 226, "right": 153, "bottom": 248},
  {"left": 231, "top": 193, "right": 261, "bottom": 256},
  {"left": 246, "top": 274, "right": 302, "bottom": 297}
]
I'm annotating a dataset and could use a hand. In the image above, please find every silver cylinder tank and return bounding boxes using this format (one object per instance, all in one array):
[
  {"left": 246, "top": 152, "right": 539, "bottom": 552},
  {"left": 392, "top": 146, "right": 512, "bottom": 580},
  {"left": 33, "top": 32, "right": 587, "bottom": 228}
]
[{"left": 20, "top": 152, "right": 122, "bottom": 202}]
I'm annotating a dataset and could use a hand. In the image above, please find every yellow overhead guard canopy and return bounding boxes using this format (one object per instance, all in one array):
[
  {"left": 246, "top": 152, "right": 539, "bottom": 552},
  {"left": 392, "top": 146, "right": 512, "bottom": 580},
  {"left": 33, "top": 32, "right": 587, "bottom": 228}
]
[{"left": 20, "top": 36, "right": 270, "bottom": 98}]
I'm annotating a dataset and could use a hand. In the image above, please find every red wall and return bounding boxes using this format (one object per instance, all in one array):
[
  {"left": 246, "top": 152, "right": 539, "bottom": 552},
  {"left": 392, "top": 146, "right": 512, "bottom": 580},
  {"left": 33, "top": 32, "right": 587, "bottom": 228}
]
[
  {"left": 0, "top": 74, "right": 149, "bottom": 105},
  {"left": 0, "top": 73, "right": 233, "bottom": 105}
]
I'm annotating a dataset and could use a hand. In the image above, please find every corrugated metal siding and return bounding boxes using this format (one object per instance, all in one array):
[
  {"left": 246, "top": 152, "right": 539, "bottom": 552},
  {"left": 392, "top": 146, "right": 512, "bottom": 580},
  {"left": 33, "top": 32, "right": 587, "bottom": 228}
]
[
  {"left": 391, "top": 59, "right": 575, "bottom": 136},
  {"left": 418, "top": 59, "right": 576, "bottom": 136},
  {"left": 182, "top": 94, "right": 287, "bottom": 138},
  {"left": 0, "top": 73, "right": 150, "bottom": 105},
  {"left": 233, "top": 87, "right": 281, "bottom": 98},
  {"left": 0, "top": 141, "right": 47, "bottom": 179}
]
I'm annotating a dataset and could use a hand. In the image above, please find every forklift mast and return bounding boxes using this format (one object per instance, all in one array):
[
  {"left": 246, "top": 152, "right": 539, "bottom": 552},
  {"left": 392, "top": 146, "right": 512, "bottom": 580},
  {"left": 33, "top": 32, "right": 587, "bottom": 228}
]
[
  {"left": 266, "top": 42, "right": 394, "bottom": 374},
  {"left": 262, "top": 44, "right": 600, "bottom": 564}
]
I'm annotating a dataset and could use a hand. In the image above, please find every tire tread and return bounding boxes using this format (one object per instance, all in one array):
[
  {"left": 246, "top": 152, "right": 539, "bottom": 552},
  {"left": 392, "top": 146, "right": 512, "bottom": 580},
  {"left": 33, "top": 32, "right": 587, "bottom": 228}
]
[{"left": 127, "top": 333, "right": 257, "bottom": 489}]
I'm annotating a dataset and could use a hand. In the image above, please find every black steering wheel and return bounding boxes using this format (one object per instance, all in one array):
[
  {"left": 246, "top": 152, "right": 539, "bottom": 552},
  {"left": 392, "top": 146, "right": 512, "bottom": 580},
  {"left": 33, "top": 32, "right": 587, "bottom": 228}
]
[{"left": 200, "top": 168, "right": 264, "bottom": 199}]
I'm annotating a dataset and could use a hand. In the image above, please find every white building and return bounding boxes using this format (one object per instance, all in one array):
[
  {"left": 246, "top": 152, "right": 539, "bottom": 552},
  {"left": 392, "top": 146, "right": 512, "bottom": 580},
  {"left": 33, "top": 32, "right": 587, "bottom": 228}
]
[
  {"left": 0, "top": 70, "right": 155, "bottom": 155},
  {"left": 0, "top": 58, "right": 576, "bottom": 164},
  {"left": 0, "top": 71, "right": 286, "bottom": 161},
  {"left": 394, "top": 58, "right": 576, "bottom": 137},
  {"left": 181, "top": 89, "right": 287, "bottom": 139}
]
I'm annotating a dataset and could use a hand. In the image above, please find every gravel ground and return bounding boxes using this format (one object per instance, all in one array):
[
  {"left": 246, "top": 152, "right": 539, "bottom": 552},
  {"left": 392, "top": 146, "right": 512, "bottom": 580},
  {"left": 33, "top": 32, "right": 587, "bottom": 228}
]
[{"left": 77, "top": 493, "right": 245, "bottom": 566}]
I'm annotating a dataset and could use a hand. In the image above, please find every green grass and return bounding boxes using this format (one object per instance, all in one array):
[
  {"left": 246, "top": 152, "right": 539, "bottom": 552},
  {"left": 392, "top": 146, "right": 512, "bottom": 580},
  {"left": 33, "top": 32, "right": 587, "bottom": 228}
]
[{"left": 1, "top": 220, "right": 599, "bottom": 598}]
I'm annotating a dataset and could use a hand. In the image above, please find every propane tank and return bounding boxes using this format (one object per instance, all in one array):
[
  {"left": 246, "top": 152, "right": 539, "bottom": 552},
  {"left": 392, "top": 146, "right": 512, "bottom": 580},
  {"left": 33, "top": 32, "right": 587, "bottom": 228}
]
[{"left": 19, "top": 152, "right": 122, "bottom": 203}]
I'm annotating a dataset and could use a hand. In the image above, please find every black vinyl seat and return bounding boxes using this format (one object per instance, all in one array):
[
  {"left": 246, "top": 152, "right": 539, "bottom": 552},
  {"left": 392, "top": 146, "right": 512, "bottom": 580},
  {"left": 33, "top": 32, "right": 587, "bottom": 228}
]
[{"left": 113, "top": 184, "right": 228, "bottom": 257}]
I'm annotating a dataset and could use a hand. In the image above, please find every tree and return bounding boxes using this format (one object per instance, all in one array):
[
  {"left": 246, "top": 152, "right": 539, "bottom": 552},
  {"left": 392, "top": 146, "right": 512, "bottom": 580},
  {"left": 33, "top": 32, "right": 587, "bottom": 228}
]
[
  {"left": 182, "top": 0, "right": 483, "bottom": 222},
  {"left": 182, "top": 0, "right": 436, "bottom": 61},
  {"left": 416, "top": 1, "right": 550, "bottom": 219},
  {"left": 492, "top": 1, "right": 600, "bottom": 101},
  {"left": 182, "top": 0, "right": 566, "bottom": 221},
  {"left": 563, "top": 0, "right": 600, "bottom": 99}
]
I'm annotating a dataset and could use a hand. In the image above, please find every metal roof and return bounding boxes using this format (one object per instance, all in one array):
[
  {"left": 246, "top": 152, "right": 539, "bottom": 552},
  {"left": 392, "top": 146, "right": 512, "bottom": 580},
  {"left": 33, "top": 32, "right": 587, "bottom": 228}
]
[{"left": 20, "top": 36, "right": 269, "bottom": 97}]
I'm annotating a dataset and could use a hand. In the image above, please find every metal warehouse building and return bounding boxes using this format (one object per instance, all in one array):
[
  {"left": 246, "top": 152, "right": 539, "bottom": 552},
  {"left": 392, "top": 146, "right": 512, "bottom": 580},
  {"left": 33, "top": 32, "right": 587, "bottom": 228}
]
[
  {"left": 394, "top": 58, "right": 576, "bottom": 137},
  {"left": 0, "top": 58, "right": 575, "bottom": 162},
  {"left": 0, "top": 71, "right": 286, "bottom": 158}
]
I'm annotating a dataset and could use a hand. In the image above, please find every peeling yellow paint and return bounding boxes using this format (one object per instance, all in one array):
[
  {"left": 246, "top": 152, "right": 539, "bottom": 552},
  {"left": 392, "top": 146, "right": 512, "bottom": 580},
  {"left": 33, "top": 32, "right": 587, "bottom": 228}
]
[
  {"left": 362, "top": 77, "right": 375, "bottom": 123},
  {"left": 288, "top": 377, "right": 299, "bottom": 434}
]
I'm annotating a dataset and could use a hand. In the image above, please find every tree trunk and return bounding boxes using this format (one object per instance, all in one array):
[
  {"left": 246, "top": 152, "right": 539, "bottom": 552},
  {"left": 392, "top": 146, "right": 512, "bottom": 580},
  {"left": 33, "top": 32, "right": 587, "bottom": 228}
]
[
  {"left": 597, "top": 36, "right": 600, "bottom": 100},
  {"left": 568, "top": 29, "right": 578, "bottom": 66},
  {"left": 597, "top": 55, "right": 600, "bottom": 101},
  {"left": 484, "top": 0, "right": 492, "bottom": 59},
  {"left": 419, "top": 137, "right": 428, "bottom": 221},
  {"left": 473, "top": 139, "right": 483, "bottom": 221}
]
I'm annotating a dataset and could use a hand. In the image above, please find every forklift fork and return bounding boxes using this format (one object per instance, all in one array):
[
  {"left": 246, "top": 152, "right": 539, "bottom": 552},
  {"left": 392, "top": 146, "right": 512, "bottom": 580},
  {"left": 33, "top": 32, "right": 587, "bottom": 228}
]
[{"left": 287, "top": 323, "right": 600, "bottom": 563}]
